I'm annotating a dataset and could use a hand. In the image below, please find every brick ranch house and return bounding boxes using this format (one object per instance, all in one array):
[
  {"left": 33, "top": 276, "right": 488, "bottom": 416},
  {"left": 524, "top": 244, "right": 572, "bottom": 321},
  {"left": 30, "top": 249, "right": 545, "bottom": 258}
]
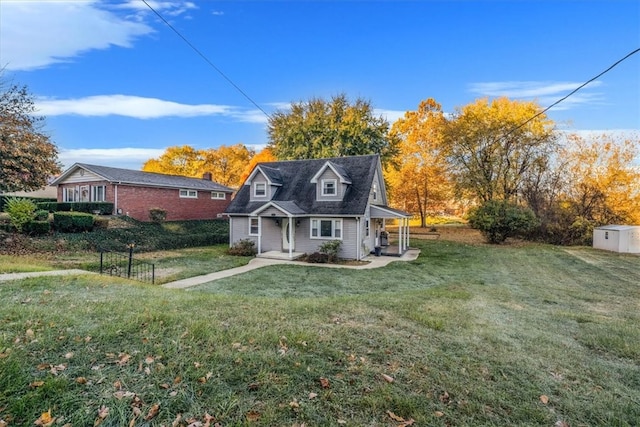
[{"left": 51, "top": 163, "right": 234, "bottom": 222}]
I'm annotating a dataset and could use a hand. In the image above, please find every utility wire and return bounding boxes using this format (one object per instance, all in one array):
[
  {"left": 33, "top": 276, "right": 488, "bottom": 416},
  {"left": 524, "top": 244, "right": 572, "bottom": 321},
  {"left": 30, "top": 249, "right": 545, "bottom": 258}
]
[
  {"left": 141, "top": 0, "right": 271, "bottom": 119},
  {"left": 503, "top": 47, "right": 640, "bottom": 139}
]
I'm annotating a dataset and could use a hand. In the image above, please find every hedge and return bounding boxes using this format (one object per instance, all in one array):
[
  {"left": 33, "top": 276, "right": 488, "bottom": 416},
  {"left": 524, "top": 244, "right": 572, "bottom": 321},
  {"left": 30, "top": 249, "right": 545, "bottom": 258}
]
[
  {"left": 36, "top": 202, "right": 114, "bottom": 215},
  {"left": 25, "top": 221, "right": 51, "bottom": 236},
  {"left": 1, "top": 196, "right": 56, "bottom": 212},
  {"left": 53, "top": 212, "right": 95, "bottom": 232}
]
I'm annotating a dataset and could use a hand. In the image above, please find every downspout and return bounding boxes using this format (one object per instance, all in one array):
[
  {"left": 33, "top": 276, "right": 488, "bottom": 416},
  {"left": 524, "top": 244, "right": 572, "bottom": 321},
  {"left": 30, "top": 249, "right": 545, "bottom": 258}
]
[
  {"left": 114, "top": 184, "right": 118, "bottom": 214},
  {"left": 228, "top": 217, "right": 233, "bottom": 247}
]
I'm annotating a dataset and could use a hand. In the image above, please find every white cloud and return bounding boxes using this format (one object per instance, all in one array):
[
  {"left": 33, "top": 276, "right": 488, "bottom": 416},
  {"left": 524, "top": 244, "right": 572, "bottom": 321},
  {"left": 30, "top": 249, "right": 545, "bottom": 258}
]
[
  {"left": 469, "top": 81, "right": 604, "bottom": 110},
  {"left": 58, "top": 147, "right": 167, "bottom": 170},
  {"left": 36, "top": 95, "right": 268, "bottom": 122},
  {"left": 113, "top": 1, "right": 197, "bottom": 18},
  {"left": 374, "top": 109, "right": 406, "bottom": 124},
  {"left": 0, "top": 0, "right": 155, "bottom": 71}
]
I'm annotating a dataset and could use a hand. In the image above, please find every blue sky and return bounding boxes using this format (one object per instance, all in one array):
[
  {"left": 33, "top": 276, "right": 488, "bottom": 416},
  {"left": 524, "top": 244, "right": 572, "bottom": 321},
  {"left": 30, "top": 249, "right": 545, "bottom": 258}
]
[{"left": 1, "top": 0, "right": 639, "bottom": 171}]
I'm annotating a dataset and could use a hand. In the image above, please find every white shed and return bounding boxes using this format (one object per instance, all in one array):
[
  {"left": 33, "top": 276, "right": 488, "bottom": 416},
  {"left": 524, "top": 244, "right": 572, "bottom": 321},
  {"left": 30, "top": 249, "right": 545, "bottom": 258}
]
[{"left": 593, "top": 225, "right": 640, "bottom": 254}]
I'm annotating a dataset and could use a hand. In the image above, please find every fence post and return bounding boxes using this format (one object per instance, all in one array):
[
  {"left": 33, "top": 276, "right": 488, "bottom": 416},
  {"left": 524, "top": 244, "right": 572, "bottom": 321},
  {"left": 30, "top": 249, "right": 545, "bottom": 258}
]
[{"left": 127, "top": 243, "right": 134, "bottom": 279}]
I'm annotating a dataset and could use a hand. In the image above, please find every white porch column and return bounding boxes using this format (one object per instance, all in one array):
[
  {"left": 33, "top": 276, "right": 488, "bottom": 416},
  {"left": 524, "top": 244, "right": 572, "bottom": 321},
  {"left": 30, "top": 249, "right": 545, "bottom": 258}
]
[
  {"left": 257, "top": 217, "right": 262, "bottom": 254},
  {"left": 405, "top": 218, "right": 410, "bottom": 249},
  {"left": 288, "top": 215, "right": 293, "bottom": 259},
  {"left": 398, "top": 219, "right": 403, "bottom": 254}
]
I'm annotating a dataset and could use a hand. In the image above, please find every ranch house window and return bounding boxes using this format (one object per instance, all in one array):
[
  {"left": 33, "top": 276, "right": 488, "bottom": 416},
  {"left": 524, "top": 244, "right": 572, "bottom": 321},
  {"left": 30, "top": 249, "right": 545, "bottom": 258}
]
[
  {"left": 322, "top": 179, "right": 337, "bottom": 196},
  {"left": 92, "top": 185, "right": 106, "bottom": 202},
  {"left": 179, "top": 189, "right": 197, "bottom": 198},
  {"left": 249, "top": 217, "right": 260, "bottom": 235},
  {"left": 63, "top": 186, "right": 79, "bottom": 202},
  {"left": 211, "top": 192, "right": 226, "bottom": 200},
  {"left": 254, "top": 182, "right": 266, "bottom": 197},
  {"left": 310, "top": 218, "right": 342, "bottom": 239}
]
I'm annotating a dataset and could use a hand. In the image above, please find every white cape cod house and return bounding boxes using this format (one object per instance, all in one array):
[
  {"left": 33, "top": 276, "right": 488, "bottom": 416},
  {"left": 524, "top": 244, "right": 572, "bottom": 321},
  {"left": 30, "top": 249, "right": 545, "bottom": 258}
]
[{"left": 224, "top": 155, "right": 411, "bottom": 260}]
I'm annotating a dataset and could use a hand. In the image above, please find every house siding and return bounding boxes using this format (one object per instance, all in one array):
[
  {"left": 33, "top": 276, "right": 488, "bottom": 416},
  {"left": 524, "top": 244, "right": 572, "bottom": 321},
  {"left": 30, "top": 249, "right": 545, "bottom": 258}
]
[{"left": 315, "top": 168, "right": 344, "bottom": 201}]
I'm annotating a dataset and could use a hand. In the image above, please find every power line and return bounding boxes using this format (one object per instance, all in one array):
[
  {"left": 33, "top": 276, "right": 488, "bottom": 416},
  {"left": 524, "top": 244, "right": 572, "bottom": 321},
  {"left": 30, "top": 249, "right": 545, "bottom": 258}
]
[
  {"left": 140, "top": 0, "right": 271, "bottom": 119},
  {"left": 503, "top": 47, "right": 640, "bottom": 139}
]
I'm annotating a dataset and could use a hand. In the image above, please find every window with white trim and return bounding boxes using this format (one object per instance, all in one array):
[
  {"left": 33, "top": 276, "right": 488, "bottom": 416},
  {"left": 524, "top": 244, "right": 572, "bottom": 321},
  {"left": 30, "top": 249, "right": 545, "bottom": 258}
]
[
  {"left": 92, "top": 185, "right": 106, "bottom": 202},
  {"left": 310, "top": 218, "right": 342, "bottom": 239},
  {"left": 179, "top": 189, "right": 197, "bottom": 198},
  {"left": 372, "top": 183, "right": 378, "bottom": 201},
  {"left": 211, "top": 192, "right": 226, "bottom": 200},
  {"left": 63, "top": 186, "right": 79, "bottom": 202},
  {"left": 365, "top": 219, "right": 370, "bottom": 237},
  {"left": 254, "top": 182, "right": 266, "bottom": 197},
  {"left": 249, "top": 217, "right": 260, "bottom": 235},
  {"left": 322, "top": 179, "right": 337, "bottom": 196}
]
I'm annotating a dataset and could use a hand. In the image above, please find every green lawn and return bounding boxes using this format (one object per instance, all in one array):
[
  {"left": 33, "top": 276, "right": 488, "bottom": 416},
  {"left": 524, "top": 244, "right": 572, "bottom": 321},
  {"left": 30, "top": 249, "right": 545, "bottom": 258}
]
[{"left": 0, "top": 240, "right": 638, "bottom": 426}]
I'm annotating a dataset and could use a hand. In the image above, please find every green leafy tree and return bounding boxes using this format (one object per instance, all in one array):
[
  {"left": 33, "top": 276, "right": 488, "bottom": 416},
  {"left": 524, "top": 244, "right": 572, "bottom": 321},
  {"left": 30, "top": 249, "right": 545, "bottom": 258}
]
[
  {"left": 268, "top": 94, "right": 400, "bottom": 167},
  {"left": 5, "top": 197, "right": 36, "bottom": 232},
  {"left": 442, "top": 97, "right": 556, "bottom": 203},
  {"left": 468, "top": 200, "right": 538, "bottom": 244},
  {"left": 0, "top": 77, "right": 60, "bottom": 192}
]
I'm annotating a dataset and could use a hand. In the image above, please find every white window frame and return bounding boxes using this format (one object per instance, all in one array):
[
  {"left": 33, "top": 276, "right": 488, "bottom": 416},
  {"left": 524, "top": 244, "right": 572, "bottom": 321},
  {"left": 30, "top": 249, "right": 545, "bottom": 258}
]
[
  {"left": 372, "top": 183, "right": 378, "bottom": 201},
  {"left": 179, "top": 189, "right": 197, "bottom": 198},
  {"left": 254, "top": 182, "right": 266, "bottom": 197},
  {"left": 249, "top": 217, "right": 260, "bottom": 236},
  {"left": 63, "top": 186, "right": 79, "bottom": 202},
  {"left": 365, "top": 219, "right": 370, "bottom": 237},
  {"left": 211, "top": 191, "right": 226, "bottom": 200},
  {"left": 92, "top": 185, "right": 106, "bottom": 202},
  {"left": 310, "top": 218, "right": 343, "bottom": 239},
  {"left": 321, "top": 179, "right": 337, "bottom": 196}
]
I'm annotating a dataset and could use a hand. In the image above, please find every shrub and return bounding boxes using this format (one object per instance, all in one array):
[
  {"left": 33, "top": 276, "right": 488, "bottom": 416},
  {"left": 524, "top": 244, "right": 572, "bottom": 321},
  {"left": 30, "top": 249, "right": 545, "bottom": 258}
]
[
  {"left": 149, "top": 207, "right": 167, "bottom": 223},
  {"left": 467, "top": 200, "right": 538, "bottom": 244},
  {"left": 46, "top": 202, "right": 114, "bottom": 215},
  {"left": 36, "top": 202, "right": 58, "bottom": 213},
  {"left": 306, "top": 252, "right": 329, "bottom": 263},
  {"left": 5, "top": 197, "right": 36, "bottom": 233},
  {"left": 319, "top": 239, "right": 342, "bottom": 262},
  {"left": 228, "top": 239, "right": 256, "bottom": 256},
  {"left": 34, "top": 209, "right": 49, "bottom": 221},
  {"left": 25, "top": 220, "right": 50, "bottom": 235},
  {"left": 53, "top": 212, "right": 95, "bottom": 232},
  {"left": 94, "top": 217, "right": 110, "bottom": 229}
]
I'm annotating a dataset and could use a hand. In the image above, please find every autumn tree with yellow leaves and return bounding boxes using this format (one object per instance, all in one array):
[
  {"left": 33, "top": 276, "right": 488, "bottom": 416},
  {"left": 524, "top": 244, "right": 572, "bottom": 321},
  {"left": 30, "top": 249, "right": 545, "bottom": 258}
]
[
  {"left": 142, "top": 144, "right": 255, "bottom": 189},
  {"left": 386, "top": 99, "right": 452, "bottom": 227}
]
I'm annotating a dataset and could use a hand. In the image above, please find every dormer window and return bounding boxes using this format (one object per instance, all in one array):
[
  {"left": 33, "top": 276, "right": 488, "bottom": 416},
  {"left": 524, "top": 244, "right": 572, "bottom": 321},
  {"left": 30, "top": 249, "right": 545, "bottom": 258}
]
[
  {"left": 322, "top": 179, "right": 337, "bottom": 196},
  {"left": 254, "top": 182, "right": 266, "bottom": 197},
  {"left": 372, "top": 183, "right": 378, "bottom": 201}
]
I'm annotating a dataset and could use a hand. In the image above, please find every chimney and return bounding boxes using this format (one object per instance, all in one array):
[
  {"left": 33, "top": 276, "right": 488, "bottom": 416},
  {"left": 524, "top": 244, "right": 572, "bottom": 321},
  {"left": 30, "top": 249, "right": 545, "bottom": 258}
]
[{"left": 202, "top": 172, "right": 212, "bottom": 181}]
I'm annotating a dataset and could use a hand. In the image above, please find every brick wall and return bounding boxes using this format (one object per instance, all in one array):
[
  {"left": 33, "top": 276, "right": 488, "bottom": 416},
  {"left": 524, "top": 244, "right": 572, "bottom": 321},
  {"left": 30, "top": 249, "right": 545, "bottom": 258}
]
[
  {"left": 115, "top": 185, "right": 231, "bottom": 221},
  {"left": 57, "top": 182, "right": 231, "bottom": 221}
]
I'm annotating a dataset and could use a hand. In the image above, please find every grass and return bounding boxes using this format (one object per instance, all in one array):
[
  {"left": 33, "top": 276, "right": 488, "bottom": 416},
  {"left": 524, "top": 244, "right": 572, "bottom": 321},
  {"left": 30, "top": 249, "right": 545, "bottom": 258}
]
[{"left": 1, "top": 240, "right": 639, "bottom": 426}]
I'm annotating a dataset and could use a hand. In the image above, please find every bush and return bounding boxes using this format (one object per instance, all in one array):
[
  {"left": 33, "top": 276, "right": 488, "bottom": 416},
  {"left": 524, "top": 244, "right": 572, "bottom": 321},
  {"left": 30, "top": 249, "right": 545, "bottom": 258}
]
[
  {"left": 5, "top": 197, "right": 36, "bottom": 233},
  {"left": 25, "top": 220, "right": 50, "bottom": 235},
  {"left": 149, "top": 207, "right": 167, "bottom": 223},
  {"left": 228, "top": 239, "right": 256, "bottom": 256},
  {"left": 43, "top": 202, "right": 114, "bottom": 215},
  {"left": 306, "top": 252, "right": 329, "bottom": 263},
  {"left": 35, "top": 202, "right": 58, "bottom": 213},
  {"left": 53, "top": 212, "right": 95, "bottom": 232},
  {"left": 34, "top": 209, "right": 49, "bottom": 221},
  {"left": 94, "top": 217, "right": 110, "bottom": 229},
  {"left": 467, "top": 200, "right": 538, "bottom": 244},
  {"left": 318, "top": 239, "right": 342, "bottom": 262}
]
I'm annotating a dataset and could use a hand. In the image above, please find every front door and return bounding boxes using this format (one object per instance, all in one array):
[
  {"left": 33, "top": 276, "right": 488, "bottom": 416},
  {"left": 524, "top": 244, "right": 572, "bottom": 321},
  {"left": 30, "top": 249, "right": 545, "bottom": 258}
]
[{"left": 282, "top": 218, "right": 295, "bottom": 251}]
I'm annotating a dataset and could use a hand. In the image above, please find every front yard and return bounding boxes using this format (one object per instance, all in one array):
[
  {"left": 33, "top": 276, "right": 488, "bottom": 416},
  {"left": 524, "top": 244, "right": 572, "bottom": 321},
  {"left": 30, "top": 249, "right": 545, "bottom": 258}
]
[{"left": 0, "top": 237, "right": 638, "bottom": 426}]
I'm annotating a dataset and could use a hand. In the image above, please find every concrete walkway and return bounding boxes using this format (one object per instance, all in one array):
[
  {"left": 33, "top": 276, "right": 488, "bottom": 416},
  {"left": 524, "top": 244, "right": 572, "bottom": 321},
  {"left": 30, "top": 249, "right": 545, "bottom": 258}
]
[
  {"left": 163, "top": 248, "right": 420, "bottom": 290},
  {"left": 0, "top": 269, "right": 96, "bottom": 282}
]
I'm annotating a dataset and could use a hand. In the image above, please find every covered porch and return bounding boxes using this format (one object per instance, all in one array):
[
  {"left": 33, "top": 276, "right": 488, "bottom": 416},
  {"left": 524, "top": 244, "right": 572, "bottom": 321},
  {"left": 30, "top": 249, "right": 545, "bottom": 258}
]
[{"left": 370, "top": 205, "right": 411, "bottom": 256}]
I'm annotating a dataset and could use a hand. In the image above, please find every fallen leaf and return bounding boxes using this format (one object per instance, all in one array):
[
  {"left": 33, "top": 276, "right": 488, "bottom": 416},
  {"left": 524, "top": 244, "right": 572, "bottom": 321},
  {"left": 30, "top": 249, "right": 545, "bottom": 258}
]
[
  {"left": 439, "top": 391, "right": 450, "bottom": 404},
  {"left": 26, "top": 329, "right": 35, "bottom": 339},
  {"left": 289, "top": 400, "right": 299, "bottom": 409},
  {"left": 113, "top": 380, "right": 122, "bottom": 390},
  {"left": 76, "top": 377, "right": 87, "bottom": 384},
  {"left": 434, "top": 411, "right": 445, "bottom": 417},
  {"left": 319, "top": 377, "right": 330, "bottom": 388},
  {"left": 337, "top": 420, "right": 346, "bottom": 425},
  {"left": 387, "top": 410, "right": 405, "bottom": 422},
  {"left": 145, "top": 356, "right": 154, "bottom": 364},
  {"left": 174, "top": 375, "right": 182, "bottom": 384},
  {"left": 308, "top": 392, "right": 318, "bottom": 399},
  {"left": 540, "top": 395, "right": 549, "bottom": 404},
  {"left": 64, "top": 352, "right": 74, "bottom": 359},
  {"left": 113, "top": 390, "right": 135, "bottom": 400},
  {"left": 381, "top": 374, "right": 395, "bottom": 383},
  {"left": 30, "top": 381, "right": 45, "bottom": 388},
  {"left": 160, "top": 383, "right": 170, "bottom": 389},
  {"left": 169, "top": 391, "right": 178, "bottom": 397},
  {"left": 94, "top": 406, "right": 109, "bottom": 426},
  {"left": 0, "top": 420, "right": 6, "bottom": 427},
  {"left": 172, "top": 413, "right": 182, "bottom": 427},
  {"left": 34, "top": 410, "right": 55, "bottom": 427},
  {"left": 246, "top": 411, "right": 261, "bottom": 422},
  {"left": 555, "top": 422, "right": 569, "bottom": 427},
  {"left": 144, "top": 403, "right": 160, "bottom": 421},
  {"left": 117, "top": 353, "right": 131, "bottom": 366},
  {"left": 400, "top": 419, "right": 415, "bottom": 427}
]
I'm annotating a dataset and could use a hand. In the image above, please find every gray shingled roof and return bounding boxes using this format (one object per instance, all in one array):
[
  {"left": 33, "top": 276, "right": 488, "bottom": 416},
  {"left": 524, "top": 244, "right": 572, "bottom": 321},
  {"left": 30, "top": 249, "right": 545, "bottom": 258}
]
[
  {"left": 53, "top": 163, "right": 234, "bottom": 192},
  {"left": 225, "top": 155, "right": 380, "bottom": 216}
]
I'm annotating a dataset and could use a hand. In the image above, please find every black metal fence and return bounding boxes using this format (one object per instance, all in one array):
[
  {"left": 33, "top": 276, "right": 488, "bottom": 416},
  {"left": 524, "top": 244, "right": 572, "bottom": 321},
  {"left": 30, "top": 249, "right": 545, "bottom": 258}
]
[{"left": 99, "top": 245, "right": 155, "bottom": 284}]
